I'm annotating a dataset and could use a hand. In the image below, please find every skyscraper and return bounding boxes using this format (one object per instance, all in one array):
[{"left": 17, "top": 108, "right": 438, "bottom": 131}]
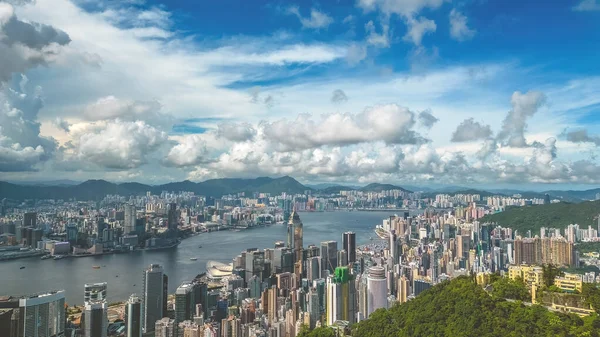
[
  {"left": 0, "top": 290, "right": 66, "bottom": 337},
  {"left": 288, "top": 209, "right": 303, "bottom": 282},
  {"left": 320, "top": 241, "right": 338, "bottom": 274},
  {"left": 337, "top": 249, "right": 348, "bottom": 267},
  {"left": 175, "top": 282, "right": 195, "bottom": 323},
  {"left": 167, "top": 202, "right": 178, "bottom": 232},
  {"left": 123, "top": 204, "right": 136, "bottom": 235},
  {"left": 342, "top": 232, "right": 356, "bottom": 264},
  {"left": 142, "top": 264, "right": 166, "bottom": 333},
  {"left": 84, "top": 282, "right": 107, "bottom": 303},
  {"left": 367, "top": 266, "right": 387, "bottom": 317},
  {"left": 84, "top": 300, "right": 107, "bottom": 337},
  {"left": 126, "top": 294, "right": 142, "bottom": 337},
  {"left": 23, "top": 212, "right": 37, "bottom": 228},
  {"left": 326, "top": 267, "right": 356, "bottom": 325}
]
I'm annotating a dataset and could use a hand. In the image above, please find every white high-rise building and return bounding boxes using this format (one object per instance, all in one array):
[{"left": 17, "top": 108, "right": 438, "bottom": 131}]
[
  {"left": 17, "top": 290, "right": 66, "bottom": 337},
  {"left": 367, "top": 266, "right": 388, "bottom": 317},
  {"left": 84, "top": 282, "right": 107, "bottom": 303}
]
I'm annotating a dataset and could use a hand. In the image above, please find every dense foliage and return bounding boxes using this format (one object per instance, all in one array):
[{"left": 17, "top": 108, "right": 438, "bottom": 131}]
[
  {"left": 582, "top": 283, "right": 600, "bottom": 315},
  {"left": 350, "top": 277, "right": 600, "bottom": 337},
  {"left": 297, "top": 326, "right": 335, "bottom": 337},
  {"left": 576, "top": 242, "right": 600, "bottom": 254},
  {"left": 480, "top": 201, "right": 600, "bottom": 234},
  {"left": 490, "top": 276, "right": 531, "bottom": 301}
]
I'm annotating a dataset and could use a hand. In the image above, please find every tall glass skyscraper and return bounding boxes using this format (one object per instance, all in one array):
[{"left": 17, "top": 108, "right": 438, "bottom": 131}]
[
  {"left": 126, "top": 294, "right": 142, "bottom": 337},
  {"left": 343, "top": 232, "right": 356, "bottom": 264},
  {"left": 142, "top": 264, "right": 166, "bottom": 333}
]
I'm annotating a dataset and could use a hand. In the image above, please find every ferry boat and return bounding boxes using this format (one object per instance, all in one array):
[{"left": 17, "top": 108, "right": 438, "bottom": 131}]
[
  {"left": 92, "top": 265, "right": 101, "bottom": 269},
  {"left": 40, "top": 255, "right": 52, "bottom": 260},
  {"left": 53, "top": 255, "right": 65, "bottom": 260},
  {"left": 19, "top": 266, "right": 25, "bottom": 269},
  {"left": 190, "top": 257, "right": 198, "bottom": 261}
]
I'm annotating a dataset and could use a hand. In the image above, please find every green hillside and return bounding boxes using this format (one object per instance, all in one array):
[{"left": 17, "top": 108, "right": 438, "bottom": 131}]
[
  {"left": 480, "top": 201, "right": 600, "bottom": 235},
  {"left": 348, "top": 277, "right": 600, "bottom": 337}
]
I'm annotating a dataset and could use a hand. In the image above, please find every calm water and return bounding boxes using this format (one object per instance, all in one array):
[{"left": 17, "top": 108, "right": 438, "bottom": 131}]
[{"left": 0, "top": 211, "right": 407, "bottom": 305}]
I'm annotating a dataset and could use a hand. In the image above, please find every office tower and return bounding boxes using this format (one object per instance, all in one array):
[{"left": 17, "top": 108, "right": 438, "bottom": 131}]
[
  {"left": 126, "top": 294, "right": 142, "bottom": 337},
  {"left": 337, "top": 249, "right": 348, "bottom": 267},
  {"left": 84, "top": 300, "right": 107, "bottom": 337},
  {"left": 168, "top": 202, "right": 178, "bottom": 232},
  {"left": 320, "top": 241, "right": 338, "bottom": 274},
  {"left": 397, "top": 276, "right": 409, "bottom": 303},
  {"left": 342, "top": 232, "right": 356, "bottom": 264},
  {"left": 23, "top": 212, "right": 37, "bottom": 228},
  {"left": 84, "top": 282, "right": 107, "bottom": 303},
  {"left": 389, "top": 230, "right": 398, "bottom": 268},
  {"left": 155, "top": 317, "right": 175, "bottom": 337},
  {"left": 413, "top": 279, "right": 432, "bottom": 296},
  {"left": 179, "top": 321, "right": 201, "bottom": 337},
  {"left": 142, "top": 264, "right": 166, "bottom": 333},
  {"left": 192, "top": 281, "right": 208, "bottom": 319},
  {"left": 123, "top": 204, "right": 136, "bottom": 235},
  {"left": 367, "top": 266, "right": 388, "bottom": 317},
  {"left": 0, "top": 290, "right": 66, "bottom": 337},
  {"left": 175, "top": 282, "right": 195, "bottom": 323},
  {"left": 456, "top": 234, "right": 470, "bottom": 259},
  {"left": 245, "top": 249, "right": 265, "bottom": 284},
  {"left": 307, "top": 256, "right": 321, "bottom": 282},
  {"left": 544, "top": 193, "right": 551, "bottom": 205},
  {"left": 288, "top": 209, "right": 304, "bottom": 263},
  {"left": 326, "top": 267, "right": 356, "bottom": 325}
]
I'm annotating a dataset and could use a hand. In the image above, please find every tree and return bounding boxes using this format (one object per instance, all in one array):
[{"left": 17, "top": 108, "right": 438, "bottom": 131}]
[{"left": 542, "top": 264, "right": 564, "bottom": 288}]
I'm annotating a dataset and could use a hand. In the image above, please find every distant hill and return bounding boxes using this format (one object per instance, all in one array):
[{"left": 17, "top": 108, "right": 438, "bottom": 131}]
[
  {"left": 360, "top": 183, "right": 412, "bottom": 193},
  {"left": 316, "top": 185, "right": 356, "bottom": 195},
  {"left": 422, "top": 189, "right": 502, "bottom": 198},
  {"left": 543, "top": 188, "right": 600, "bottom": 202},
  {"left": 0, "top": 176, "right": 310, "bottom": 201},
  {"left": 481, "top": 200, "right": 600, "bottom": 234}
]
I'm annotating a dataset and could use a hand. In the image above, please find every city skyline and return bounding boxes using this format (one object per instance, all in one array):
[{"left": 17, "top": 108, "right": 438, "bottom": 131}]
[{"left": 0, "top": 0, "right": 599, "bottom": 188}]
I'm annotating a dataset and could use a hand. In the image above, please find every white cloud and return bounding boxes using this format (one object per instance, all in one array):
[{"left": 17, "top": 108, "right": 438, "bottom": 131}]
[
  {"left": 497, "top": 91, "right": 546, "bottom": 147},
  {"left": 449, "top": 9, "right": 476, "bottom": 41},
  {"left": 451, "top": 118, "right": 493, "bottom": 142},
  {"left": 75, "top": 119, "right": 167, "bottom": 169},
  {"left": 331, "top": 89, "right": 348, "bottom": 104},
  {"left": 573, "top": 0, "right": 600, "bottom": 11},
  {"left": 357, "top": 0, "right": 445, "bottom": 17},
  {"left": 165, "top": 134, "right": 209, "bottom": 167},
  {"left": 403, "top": 16, "right": 436, "bottom": 46},
  {"left": 365, "top": 20, "right": 390, "bottom": 47},
  {"left": 287, "top": 7, "right": 333, "bottom": 30}
]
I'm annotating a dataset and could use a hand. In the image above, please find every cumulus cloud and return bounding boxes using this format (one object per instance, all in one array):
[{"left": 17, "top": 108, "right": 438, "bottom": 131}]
[
  {"left": 82, "top": 96, "right": 171, "bottom": 127},
  {"left": 403, "top": 16, "right": 436, "bottom": 46},
  {"left": 262, "top": 104, "right": 426, "bottom": 150},
  {"left": 0, "top": 2, "right": 70, "bottom": 82},
  {"left": 217, "top": 122, "right": 256, "bottom": 142},
  {"left": 287, "top": 7, "right": 333, "bottom": 30},
  {"left": 165, "top": 134, "right": 209, "bottom": 167},
  {"left": 0, "top": 75, "right": 57, "bottom": 171},
  {"left": 449, "top": 9, "right": 476, "bottom": 41},
  {"left": 53, "top": 117, "right": 70, "bottom": 132},
  {"left": 75, "top": 120, "right": 167, "bottom": 169},
  {"left": 497, "top": 91, "right": 546, "bottom": 147},
  {"left": 418, "top": 110, "right": 438, "bottom": 129},
  {"left": 564, "top": 129, "right": 600, "bottom": 145},
  {"left": 451, "top": 118, "right": 493, "bottom": 142},
  {"left": 331, "top": 89, "right": 348, "bottom": 104},
  {"left": 573, "top": 0, "right": 600, "bottom": 11}
]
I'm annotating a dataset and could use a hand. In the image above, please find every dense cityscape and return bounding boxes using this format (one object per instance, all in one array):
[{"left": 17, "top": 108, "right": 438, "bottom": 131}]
[{"left": 2, "top": 184, "right": 600, "bottom": 336}]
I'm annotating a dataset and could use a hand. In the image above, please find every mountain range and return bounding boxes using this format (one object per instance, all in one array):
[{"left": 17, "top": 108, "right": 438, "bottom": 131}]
[
  {"left": 1, "top": 177, "right": 600, "bottom": 202},
  {"left": 0, "top": 177, "right": 415, "bottom": 201}
]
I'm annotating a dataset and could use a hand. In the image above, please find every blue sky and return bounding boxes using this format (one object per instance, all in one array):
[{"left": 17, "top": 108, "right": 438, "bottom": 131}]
[{"left": 1, "top": 0, "right": 600, "bottom": 188}]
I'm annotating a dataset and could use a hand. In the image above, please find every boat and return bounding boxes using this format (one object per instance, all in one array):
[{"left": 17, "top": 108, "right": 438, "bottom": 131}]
[
  {"left": 19, "top": 266, "right": 25, "bottom": 269},
  {"left": 190, "top": 257, "right": 198, "bottom": 261},
  {"left": 116, "top": 275, "right": 119, "bottom": 277},
  {"left": 92, "top": 265, "right": 101, "bottom": 269},
  {"left": 198, "top": 245, "right": 202, "bottom": 249},
  {"left": 40, "top": 255, "right": 52, "bottom": 260},
  {"left": 53, "top": 255, "right": 65, "bottom": 260}
]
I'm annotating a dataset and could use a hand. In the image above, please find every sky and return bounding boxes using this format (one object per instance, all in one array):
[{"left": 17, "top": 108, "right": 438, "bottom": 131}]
[{"left": 0, "top": 0, "right": 599, "bottom": 189}]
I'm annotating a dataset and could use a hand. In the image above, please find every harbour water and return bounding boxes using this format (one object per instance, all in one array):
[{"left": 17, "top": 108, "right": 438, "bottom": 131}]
[{"left": 0, "top": 211, "right": 409, "bottom": 304}]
